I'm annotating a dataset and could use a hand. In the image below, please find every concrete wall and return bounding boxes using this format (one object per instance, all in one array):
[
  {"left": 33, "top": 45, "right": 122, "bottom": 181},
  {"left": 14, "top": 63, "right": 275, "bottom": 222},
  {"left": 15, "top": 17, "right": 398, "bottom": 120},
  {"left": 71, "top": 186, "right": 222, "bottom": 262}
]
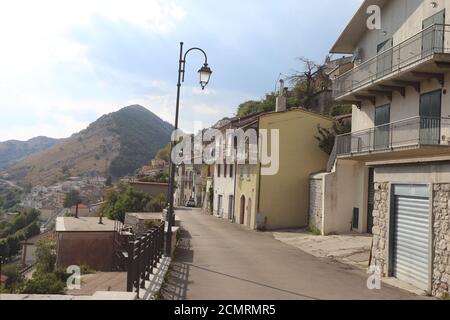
[
  {"left": 258, "top": 109, "right": 333, "bottom": 230},
  {"left": 234, "top": 164, "right": 259, "bottom": 229},
  {"left": 357, "top": 0, "right": 449, "bottom": 64},
  {"left": 374, "top": 162, "right": 450, "bottom": 183},
  {"left": 56, "top": 232, "right": 115, "bottom": 271},
  {"left": 319, "top": 160, "right": 368, "bottom": 235},
  {"left": 353, "top": 76, "right": 450, "bottom": 134},
  {"left": 129, "top": 182, "right": 168, "bottom": 199}
]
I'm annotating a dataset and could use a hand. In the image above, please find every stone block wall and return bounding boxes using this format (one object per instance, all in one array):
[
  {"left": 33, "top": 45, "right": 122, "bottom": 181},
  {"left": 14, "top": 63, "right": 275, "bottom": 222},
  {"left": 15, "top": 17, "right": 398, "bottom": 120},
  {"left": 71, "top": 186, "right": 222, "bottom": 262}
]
[
  {"left": 432, "top": 184, "right": 450, "bottom": 297},
  {"left": 309, "top": 177, "right": 323, "bottom": 232},
  {"left": 370, "top": 182, "right": 389, "bottom": 276}
]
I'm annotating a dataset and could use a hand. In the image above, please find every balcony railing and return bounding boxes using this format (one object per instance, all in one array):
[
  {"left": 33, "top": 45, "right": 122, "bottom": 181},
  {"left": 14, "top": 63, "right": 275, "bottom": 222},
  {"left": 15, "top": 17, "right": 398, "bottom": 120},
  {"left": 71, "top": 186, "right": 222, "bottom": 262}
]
[
  {"left": 336, "top": 116, "right": 450, "bottom": 156},
  {"left": 333, "top": 24, "right": 450, "bottom": 99}
]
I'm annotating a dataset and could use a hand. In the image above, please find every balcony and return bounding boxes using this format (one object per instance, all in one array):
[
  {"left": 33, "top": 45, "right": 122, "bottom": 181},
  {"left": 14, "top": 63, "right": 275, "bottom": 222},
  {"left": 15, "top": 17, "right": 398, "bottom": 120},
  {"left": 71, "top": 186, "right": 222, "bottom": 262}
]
[
  {"left": 333, "top": 24, "right": 450, "bottom": 101},
  {"left": 336, "top": 116, "right": 450, "bottom": 161}
]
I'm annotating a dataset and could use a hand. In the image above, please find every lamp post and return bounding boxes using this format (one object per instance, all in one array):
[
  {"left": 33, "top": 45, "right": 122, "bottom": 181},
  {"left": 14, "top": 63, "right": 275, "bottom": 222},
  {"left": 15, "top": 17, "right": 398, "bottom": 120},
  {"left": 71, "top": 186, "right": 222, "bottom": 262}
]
[{"left": 166, "top": 42, "right": 212, "bottom": 255}]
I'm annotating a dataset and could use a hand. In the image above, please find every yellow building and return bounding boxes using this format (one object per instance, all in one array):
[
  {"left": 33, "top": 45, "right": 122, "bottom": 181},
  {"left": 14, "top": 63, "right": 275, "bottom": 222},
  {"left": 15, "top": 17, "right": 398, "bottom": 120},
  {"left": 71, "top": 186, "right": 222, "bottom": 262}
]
[{"left": 234, "top": 108, "right": 333, "bottom": 230}]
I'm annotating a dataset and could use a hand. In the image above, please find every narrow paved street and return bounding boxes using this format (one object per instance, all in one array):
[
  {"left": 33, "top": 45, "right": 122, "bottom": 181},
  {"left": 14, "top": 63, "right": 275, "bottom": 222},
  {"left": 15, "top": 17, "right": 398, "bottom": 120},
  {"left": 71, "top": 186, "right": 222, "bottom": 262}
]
[{"left": 162, "top": 208, "right": 420, "bottom": 300}]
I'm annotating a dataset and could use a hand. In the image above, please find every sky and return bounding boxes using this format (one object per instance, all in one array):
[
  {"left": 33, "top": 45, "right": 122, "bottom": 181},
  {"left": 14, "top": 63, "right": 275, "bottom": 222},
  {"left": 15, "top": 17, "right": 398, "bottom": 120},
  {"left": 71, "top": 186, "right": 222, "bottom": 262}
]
[{"left": 0, "top": 0, "right": 362, "bottom": 142}]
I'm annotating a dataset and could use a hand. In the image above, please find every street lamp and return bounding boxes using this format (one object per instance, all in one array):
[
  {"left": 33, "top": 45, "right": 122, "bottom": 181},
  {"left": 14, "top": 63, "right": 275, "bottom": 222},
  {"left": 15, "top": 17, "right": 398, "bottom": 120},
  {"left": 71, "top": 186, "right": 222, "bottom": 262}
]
[{"left": 166, "top": 42, "right": 212, "bottom": 255}]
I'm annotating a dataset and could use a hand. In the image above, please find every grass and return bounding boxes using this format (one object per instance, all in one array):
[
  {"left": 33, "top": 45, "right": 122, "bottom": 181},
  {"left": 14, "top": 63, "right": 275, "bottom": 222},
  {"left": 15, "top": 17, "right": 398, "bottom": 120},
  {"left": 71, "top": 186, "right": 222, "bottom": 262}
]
[
  {"left": 307, "top": 225, "right": 322, "bottom": 236},
  {"left": 440, "top": 293, "right": 450, "bottom": 300}
]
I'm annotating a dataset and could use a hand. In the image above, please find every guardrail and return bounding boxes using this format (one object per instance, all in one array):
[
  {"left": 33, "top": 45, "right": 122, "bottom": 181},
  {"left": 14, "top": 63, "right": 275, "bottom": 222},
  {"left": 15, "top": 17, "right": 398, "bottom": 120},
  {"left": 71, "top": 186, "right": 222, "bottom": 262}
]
[
  {"left": 336, "top": 116, "right": 450, "bottom": 156},
  {"left": 126, "top": 222, "right": 165, "bottom": 295},
  {"left": 333, "top": 24, "right": 450, "bottom": 98}
]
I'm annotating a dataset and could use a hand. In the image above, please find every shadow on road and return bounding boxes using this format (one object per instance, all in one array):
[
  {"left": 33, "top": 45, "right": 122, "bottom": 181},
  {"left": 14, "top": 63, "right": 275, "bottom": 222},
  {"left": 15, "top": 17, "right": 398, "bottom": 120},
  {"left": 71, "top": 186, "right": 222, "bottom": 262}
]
[{"left": 161, "top": 228, "right": 192, "bottom": 300}]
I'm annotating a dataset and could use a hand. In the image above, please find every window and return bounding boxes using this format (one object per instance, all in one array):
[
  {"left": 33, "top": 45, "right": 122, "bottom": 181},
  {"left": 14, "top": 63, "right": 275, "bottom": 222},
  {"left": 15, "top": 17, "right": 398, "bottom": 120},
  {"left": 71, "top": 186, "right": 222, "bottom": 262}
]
[
  {"left": 230, "top": 165, "right": 234, "bottom": 178},
  {"left": 374, "top": 104, "right": 390, "bottom": 150},
  {"left": 217, "top": 164, "right": 221, "bottom": 177},
  {"left": 224, "top": 164, "right": 227, "bottom": 177}
]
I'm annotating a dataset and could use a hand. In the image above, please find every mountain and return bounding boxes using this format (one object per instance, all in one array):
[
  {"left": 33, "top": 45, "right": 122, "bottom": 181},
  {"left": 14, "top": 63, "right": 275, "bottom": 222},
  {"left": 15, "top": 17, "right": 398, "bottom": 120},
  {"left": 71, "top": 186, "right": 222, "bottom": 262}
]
[
  {"left": 6, "top": 105, "right": 174, "bottom": 186},
  {"left": 0, "top": 136, "right": 61, "bottom": 169}
]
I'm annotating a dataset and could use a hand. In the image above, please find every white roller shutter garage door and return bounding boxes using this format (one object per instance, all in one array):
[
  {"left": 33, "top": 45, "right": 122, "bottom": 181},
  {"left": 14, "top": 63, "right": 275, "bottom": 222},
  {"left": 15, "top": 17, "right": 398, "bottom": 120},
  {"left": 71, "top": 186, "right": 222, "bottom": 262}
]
[{"left": 392, "top": 185, "right": 430, "bottom": 291}]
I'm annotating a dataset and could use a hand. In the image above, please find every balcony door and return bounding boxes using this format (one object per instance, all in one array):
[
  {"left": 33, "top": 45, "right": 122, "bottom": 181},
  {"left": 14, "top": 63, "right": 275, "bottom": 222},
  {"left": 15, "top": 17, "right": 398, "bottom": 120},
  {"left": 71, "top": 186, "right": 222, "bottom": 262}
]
[
  {"left": 374, "top": 104, "right": 391, "bottom": 150},
  {"left": 376, "top": 39, "right": 393, "bottom": 79},
  {"left": 420, "top": 90, "right": 441, "bottom": 145},
  {"left": 422, "top": 10, "right": 445, "bottom": 56}
]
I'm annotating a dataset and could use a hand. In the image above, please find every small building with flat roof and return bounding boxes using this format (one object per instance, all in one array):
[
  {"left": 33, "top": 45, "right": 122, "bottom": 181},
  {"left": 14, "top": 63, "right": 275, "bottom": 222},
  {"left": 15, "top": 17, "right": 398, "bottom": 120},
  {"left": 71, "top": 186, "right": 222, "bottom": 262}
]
[{"left": 56, "top": 217, "right": 121, "bottom": 271}]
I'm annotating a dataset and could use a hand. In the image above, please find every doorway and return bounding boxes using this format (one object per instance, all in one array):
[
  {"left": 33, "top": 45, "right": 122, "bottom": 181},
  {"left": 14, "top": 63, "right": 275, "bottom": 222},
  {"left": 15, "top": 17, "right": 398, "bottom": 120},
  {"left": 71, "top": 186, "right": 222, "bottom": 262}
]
[
  {"left": 247, "top": 198, "right": 252, "bottom": 228},
  {"left": 374, "top": 104, "right": 391, "bottom": 150},
  {"left": 240, "top": 195, "right": 246, "bottom": 225},
  {"left": 420, "top": 90, "right": 442, "bottom": 145},
  {"left": 422, "top": 10, "right": 445, "bottom": 56},
  {"left": 367, "top": 168, "right": 375, "bottom": 234},
  {"left": 376, "top": 38, "right": 393, "bottom": 78}
]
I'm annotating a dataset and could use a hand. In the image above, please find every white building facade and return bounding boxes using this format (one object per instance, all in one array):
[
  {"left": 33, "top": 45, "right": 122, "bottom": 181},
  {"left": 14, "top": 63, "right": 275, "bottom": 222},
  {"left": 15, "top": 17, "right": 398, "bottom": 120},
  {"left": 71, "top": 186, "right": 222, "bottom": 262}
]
[{"left": 331, "top": 0, "right": 450, "bottom": 296}]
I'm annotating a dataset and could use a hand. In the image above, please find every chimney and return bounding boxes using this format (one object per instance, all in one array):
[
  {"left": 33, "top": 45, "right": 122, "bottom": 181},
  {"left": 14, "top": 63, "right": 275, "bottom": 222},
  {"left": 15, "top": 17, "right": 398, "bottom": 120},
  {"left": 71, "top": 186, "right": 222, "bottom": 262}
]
[{"left": 276, "top": 79, "right": 287, "bottom": 112}]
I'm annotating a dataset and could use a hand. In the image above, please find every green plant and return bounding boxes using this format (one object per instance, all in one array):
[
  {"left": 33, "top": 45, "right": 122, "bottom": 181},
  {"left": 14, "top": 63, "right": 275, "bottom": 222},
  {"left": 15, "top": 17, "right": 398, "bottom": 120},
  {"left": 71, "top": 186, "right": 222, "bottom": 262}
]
[
  {"left": 34, "top": 239, "right": 57, "bottom": 274},
  {"left": 307, "top": 225, "right": 322, "bottom": 236},
  {"left": 80, "top": 265, "right": 96, "bottom": 275},
  {"left": 19, "top": 272, "right": 65, "bottom": 295},
  {"left": 1, "top": 264, "right": 24, "bottom": 291},
  {"left": 315, "top": 119, "right": 351, "bottom": 155}
]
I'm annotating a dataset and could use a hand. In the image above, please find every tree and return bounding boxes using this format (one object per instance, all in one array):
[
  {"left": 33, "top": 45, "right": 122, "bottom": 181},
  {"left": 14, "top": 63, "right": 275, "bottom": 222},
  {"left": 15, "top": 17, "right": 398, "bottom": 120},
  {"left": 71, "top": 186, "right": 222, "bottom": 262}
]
[
  {"left": 139, "top": 172, "right": 169, "bottom": 183},
  {"left": 331, "top": 104, "right": 353, "bottom": 117},
  {"left": 0, "top": 239, "right": 9, "bottom": 259},
  {"left": 315, "top": 120, "right": 352, "bottom": 155},
  {"left": 34, "top": 239, "right": 57, "bottom": 274},
  {"left": 100, "top": 184, "right": 153, "bottom": 222},
  {"left": 63, "top": 189, "right": 81, "bottom": 208},
  {"left": 155, "top": 143, "right": 171, "bottom": 163},
  {"left": 236, "top": 93, "right": 278, "bottom": 117},
  {"left": 146, "top": 194, "right": 167, "bottom": 212},
  {"left": 105, "top": 176, "right": 113, "bottom": 187},
  {"left": 288, "top": 57, "right": 329, "bottom": 109}
]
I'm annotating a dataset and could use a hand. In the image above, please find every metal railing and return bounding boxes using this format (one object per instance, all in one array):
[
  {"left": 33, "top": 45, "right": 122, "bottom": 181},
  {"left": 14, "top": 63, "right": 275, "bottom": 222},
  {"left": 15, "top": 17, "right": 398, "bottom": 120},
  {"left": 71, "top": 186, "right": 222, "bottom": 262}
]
[
  {"left": 127, "top": 222, "right": 165, "bottom": 295},
  {"left": 333, "top": 24, "right": 450, "bottom": 98},
  {"left": 336, "top": 116, "right": 450, "bottom": 156}
]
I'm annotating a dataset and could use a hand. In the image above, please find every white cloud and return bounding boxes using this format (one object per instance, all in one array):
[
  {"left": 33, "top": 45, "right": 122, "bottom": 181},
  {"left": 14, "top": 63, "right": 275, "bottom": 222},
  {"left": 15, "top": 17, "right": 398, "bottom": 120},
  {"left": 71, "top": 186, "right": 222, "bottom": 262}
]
[{"left": 0, "top": 0, "right": 186, "bottom": 141}]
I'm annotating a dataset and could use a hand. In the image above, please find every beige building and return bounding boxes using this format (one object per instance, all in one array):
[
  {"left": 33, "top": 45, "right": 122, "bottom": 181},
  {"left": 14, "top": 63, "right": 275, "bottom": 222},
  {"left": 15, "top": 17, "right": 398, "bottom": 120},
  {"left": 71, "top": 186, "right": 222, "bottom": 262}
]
[
  {"left": 256, "top": 109, "right": 333, "bottom": 230},
  {"left": 233, "top": 84, "right": 333, "bottom": 230},
  {"left": 329, "top": 0, "right": 450, "bottom": 296}
]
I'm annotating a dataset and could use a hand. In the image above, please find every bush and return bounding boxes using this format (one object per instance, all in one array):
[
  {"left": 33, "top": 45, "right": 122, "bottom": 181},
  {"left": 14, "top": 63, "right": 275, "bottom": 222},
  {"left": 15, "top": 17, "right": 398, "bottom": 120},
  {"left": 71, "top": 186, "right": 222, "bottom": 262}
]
[
  {"left": 19, "top": 272, "right": 65, "bottom": 295},
  {"left": 101, "top": 184, "right": 154, "bottom": 222},
  {"left": 1, "top": 264, "right": 24, "bottom": 290},
  {"left": 80, "top": 265, "right": 96, "bottom": 275}
]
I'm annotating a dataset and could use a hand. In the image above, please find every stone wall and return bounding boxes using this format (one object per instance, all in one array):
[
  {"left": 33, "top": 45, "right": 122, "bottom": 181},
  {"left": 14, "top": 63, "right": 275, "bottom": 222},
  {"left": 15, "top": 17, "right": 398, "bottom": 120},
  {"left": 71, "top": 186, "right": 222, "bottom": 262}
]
[
  {"left": 371, "top": 182, "right": 450, "bottom": 297},
  {"left": 432, "top": 184, "right": 450, "bottom": 297},
  {"left": 370, "top": 182, "right": 389, "bottom": 276},
  {"left": 309, "top": 177, "right": 323, "bottom": 232}
]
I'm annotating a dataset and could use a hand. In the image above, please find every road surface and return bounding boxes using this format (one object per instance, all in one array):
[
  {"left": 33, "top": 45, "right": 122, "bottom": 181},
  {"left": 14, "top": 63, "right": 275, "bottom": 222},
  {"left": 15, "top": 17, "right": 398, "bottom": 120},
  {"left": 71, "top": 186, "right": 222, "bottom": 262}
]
[{"left": 162, "top": 208, "right": 422, "bottom": 300}]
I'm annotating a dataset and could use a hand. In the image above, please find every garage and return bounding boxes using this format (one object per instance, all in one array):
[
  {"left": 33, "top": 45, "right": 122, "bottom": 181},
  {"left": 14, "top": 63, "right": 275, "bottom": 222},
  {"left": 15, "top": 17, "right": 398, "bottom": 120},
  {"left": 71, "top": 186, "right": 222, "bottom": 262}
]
[{"left": 392, "top": 185, "right": 430, "bottom": 291}]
